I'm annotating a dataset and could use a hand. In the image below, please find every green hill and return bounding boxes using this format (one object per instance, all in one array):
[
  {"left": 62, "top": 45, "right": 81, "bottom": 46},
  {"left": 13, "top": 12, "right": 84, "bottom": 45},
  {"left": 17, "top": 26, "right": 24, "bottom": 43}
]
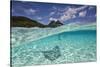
[
  {"left": 11, "top": 16, "right": 63, "bottom": 28},
  {"left": 11, "top": 16, "right": 46, "bottom": 28}
]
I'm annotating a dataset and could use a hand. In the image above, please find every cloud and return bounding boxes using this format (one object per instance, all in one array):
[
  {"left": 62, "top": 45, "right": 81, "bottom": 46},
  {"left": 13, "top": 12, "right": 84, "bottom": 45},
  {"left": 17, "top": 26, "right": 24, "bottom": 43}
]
[
  {"left": 75, "top": 6, "right": 88, "bottom": 11},
  {"left": 49, "top": 17, "right": 58, "bottom": 21},
  {"left": 59, "top": 6, "right": 88, "bottom": 22},
  {"left": 59, "top": 8, "right": 77, "bottom": 21},
  {"left": 88, "top": 6, "right": 95, "bottom": 10},
  {"left": 24, "top": 8, "right": 37, "bottom": 15},
  {"left": 37, "top": 17, "right": 42, "bottom": 20},
  {"left": 49, "top": 11, "right": 55, "bottom": 16},
  {"left": 79, "top": 11, "right": 87, "bottom": 17},
  {"left": 52, "top": 6, "right": 57, "bottom": 10}
]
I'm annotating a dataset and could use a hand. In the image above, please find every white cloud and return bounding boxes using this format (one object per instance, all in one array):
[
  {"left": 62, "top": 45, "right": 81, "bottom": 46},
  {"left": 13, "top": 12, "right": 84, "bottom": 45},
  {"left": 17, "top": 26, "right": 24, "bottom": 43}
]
[
  {"left": 75, "top": 6, "right": 88, "bottom": 11},
  {"left": 60, "top": 14, "right": 71, "bottom": 21},
  {"left": 29, "top": 9, "right": 36, "bottom": 13},
  {"left": 49, "top": 12, "right": 55, "bottom": 16},
  {"left": 49, "top": 17, "right": 58, "bottom": 21},
  {"left": 72, "top": 15, "right": 76, "bottom": 18},
  {"left": 24, "top": 8, "right": 36, "bottom": 15},
  {"left": 88, "top": 6, "right": 95, "bottom": 10},
  {"left": 79, "top": 11, "right": 87, "bottom": 17},
  {"left": 59, "top": 6, "right": 88, "bottom": 22},
  {"left": 60, "top": 8, "right": 77, "bottom": 21},
  {"left": 52, "top": 6, "right": 57, "bottom": 10},
  {"left": 37, "top": 17, "right": 42, "bottom": 20}
]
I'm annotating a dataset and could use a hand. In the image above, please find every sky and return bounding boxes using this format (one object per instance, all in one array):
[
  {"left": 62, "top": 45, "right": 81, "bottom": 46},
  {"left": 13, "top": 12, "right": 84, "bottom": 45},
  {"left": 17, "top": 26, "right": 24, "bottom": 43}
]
[{"left": 11, "top": 1, "right": 96, "bottom": 25}]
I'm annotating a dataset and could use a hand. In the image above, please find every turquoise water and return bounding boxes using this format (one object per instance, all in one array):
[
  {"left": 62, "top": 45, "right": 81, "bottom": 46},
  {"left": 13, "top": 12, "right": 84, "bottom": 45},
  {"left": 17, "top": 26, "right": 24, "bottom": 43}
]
[{"left": 11, "top": 29, "right": 96, "bottom": 66}]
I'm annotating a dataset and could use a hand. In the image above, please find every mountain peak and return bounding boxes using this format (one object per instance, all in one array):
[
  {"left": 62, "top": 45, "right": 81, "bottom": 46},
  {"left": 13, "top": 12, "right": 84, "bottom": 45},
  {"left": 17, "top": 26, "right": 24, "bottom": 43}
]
[{"left": 48, "top": 20, "right": 63, "bottom": 27}]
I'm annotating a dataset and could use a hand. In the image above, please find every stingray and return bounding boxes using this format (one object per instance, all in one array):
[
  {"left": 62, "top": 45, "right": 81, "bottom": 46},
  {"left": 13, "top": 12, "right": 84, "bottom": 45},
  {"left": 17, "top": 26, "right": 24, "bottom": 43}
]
[{"left": 41, "top": 46, "right": 61, "bottom": 61}]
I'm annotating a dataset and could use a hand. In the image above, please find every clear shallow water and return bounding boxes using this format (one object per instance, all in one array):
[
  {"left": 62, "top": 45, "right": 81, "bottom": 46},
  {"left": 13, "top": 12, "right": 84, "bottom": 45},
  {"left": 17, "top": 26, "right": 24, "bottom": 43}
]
[{"left": 11, "top": 24, "right": 96, "bottom": 67}]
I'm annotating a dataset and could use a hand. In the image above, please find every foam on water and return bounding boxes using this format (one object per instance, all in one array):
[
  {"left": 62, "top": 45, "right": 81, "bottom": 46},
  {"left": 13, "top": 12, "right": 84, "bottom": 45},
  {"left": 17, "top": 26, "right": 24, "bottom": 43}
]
[{"left": 11, "top": 23, "right": 96, "bottom": 67}]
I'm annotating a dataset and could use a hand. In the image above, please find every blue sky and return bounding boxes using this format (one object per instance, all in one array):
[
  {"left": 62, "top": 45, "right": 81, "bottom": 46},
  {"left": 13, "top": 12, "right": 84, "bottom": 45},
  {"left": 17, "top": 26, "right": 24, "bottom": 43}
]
[{"left": 11, "top": 1, "right": 96, "bottom": 25}]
